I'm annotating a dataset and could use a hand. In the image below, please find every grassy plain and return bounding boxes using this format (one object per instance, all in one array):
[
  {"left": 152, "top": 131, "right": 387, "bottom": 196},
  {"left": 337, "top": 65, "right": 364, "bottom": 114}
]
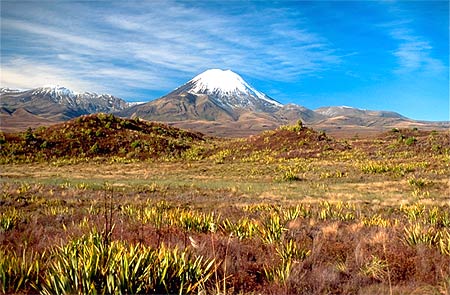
[{"left": 0, "top": 116, "right": 449, "bottom": 294}]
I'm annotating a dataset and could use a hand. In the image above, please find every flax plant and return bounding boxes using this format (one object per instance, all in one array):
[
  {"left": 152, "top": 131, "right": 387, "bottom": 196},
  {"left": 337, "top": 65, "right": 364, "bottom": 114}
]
[{"left": 37, "top": 232, "right": 215, "bottom": 295}]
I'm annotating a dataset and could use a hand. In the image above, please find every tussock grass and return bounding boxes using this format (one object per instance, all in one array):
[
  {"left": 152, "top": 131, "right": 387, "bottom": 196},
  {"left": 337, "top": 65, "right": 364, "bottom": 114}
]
[{"left": 0, "top": 127, "right": 449, "bottom": 294}]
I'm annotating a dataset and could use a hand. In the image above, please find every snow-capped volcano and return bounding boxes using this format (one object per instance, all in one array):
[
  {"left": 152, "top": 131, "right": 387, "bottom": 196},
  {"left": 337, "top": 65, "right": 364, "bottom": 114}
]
[
  {"left": 189, "top": 69, "right": 281, "bottom": 106},
  {"left": 190, "top": 69, "right": 254, "bottom": 95},
  {"left": 171, "top": 69, "right": 282, "bottom": 112},
  {"left": 119, "top": 68, "right": 284, "bottom": 124}
]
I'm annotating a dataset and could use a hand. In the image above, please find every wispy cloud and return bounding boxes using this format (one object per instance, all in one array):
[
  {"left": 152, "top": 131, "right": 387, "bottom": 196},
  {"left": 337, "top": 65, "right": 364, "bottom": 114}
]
[
  {"left": 1, "top": 1, "right": 341, "bottom": 100},
  {"left": 390, "top": 28, "right": 445, "bottom": 74},
  {"left": 1, "top": 58, "right": 101, "bottom": 92},
  {"left": 1, "top": 56, "right": 175, "bottom": 98},
  {"left": 379, "top": 5, "right": 447, "bottom": 75},
  {"left": 2, "top": 18, "right": 106, "bottom": 50}
]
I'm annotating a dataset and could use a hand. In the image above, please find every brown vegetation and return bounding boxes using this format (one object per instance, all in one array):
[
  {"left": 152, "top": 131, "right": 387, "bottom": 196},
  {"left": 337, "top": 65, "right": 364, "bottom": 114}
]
[
  {"left": 0, "top": 113, "right": 204, "bottom": 161},
  {"left": 1, "top": 118, "right": 449, "bottom": 294}
]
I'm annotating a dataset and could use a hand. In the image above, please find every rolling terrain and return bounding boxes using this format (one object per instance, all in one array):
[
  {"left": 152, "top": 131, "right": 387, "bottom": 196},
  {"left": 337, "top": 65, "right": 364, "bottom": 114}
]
[{"left": 1, "top": 117, "right": 449, "bottom": 294}]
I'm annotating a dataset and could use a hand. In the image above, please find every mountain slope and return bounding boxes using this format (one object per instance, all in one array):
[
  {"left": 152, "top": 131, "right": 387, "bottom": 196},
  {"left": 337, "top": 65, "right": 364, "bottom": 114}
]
[
  {"left": 0, "top": 86, "right": 129, "bottom": 131},
  {"left": 2, "top": 71, "right": 447, "bottom": 137},
  {"left": 276, "top": 104, "right": 326, "bottom": 124},
  {"left": 120, "top": 69, "right": 284, "bottom": 123},
  {"left": 120, "top": 91, "right": 239, "bottom": 122},
  {"left": 0, "top": 107, "right": 58, "bottom": 133}
]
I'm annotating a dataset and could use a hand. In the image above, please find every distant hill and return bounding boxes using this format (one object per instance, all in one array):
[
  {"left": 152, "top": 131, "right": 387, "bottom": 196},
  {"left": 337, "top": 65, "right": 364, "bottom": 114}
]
[
  {"left": 312, "top": 106, "right": 448, "bottom": 137},
  {"left": 220, "top": 122, "right": 350, "bottom": 160}
]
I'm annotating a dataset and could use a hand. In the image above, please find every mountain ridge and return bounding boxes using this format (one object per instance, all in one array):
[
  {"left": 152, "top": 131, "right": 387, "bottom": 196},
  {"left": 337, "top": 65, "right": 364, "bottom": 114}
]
[
  {"left": 0, "top": 86, "right": 129, "bottom": 132},
  {"left": 1, "top": 70, "right": 448, "bottom": 136}
]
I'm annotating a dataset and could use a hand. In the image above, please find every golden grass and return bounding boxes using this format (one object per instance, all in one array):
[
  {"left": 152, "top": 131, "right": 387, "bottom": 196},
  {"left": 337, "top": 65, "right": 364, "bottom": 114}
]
[{"left": 1, "top": 129, "right": 449, "bottom": 294}]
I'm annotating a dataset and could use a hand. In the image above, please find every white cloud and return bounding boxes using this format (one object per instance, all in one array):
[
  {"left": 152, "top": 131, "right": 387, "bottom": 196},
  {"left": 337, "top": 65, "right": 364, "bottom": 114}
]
[
  {"left": 391, "top": 31, "right": 445, "bottom": 74},
  {"left": 2, "top": 18, "right": 106, "bottom": 50},
  {"left": 1, "top": 58, "right": 100, "bottom": 92},
  {"left": 0, "top": 57, "right": 175, "bottom": 99},
  {"left": 379, "top": 5, "right": 447, "bottom": 75},
  {"left": 1, "top": 1, "right": 342, "bottom": 98}
]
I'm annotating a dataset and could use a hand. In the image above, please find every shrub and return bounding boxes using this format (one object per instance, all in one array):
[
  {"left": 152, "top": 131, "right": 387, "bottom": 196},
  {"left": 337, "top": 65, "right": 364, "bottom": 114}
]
[
  {"left": 259, "top": 213, "right": 287, "bottom": 244},
  {"left": 0, "top": 209, "right": 21, "bottom": 232},
  {"left": 275, "top": 166, "right": 300, "bottom": 182},
  {"left": 40, "top": 141, "right": 48, "bottom": 149},
  {"left": 23, "top": 128, "right": 35, "bottom": 142},
  {"left": 264, "top": 240, "right": 310, "bottom": 285},
  {"left": 360, "top": 162, "right": 414, "bottom": 176},
  {"left": 64, "top": 131, "right": 75, "bottom": 139},
  {"left": 221, "top": 217, "right": 259, "bottom": 240},
  {"left": 404, "top": 223, "right": 440, "bottom": 247},
  {"left": 0, "top": 247, "right": 41, "bottom": 294},
  {"left": 405, "top": 137, "right": 417, "bottom": 145},
  {"left": 181, "top": 146, "right": 204, "bottom": 161},
  {"left": 131, "top": 140, "right": 141, "bottom": 149},
  {"left": 120, "top": 120, "right": 132, "bottom": 128},
  {"left": 179, "top": 210, "right": 218, "bottom": 233},
  {"left": 360, "top": 255, "right": 389, "bottom": 281},
  {"left": 278, "top": 120, "right": 303, "bottom": 132},
  {"left": 97, "top": 113, "right": 107, "bottom": 121},
  {"left": 89, "top": 143, "right": 99, "bottom": 154},
  {"left": 84, "top": 128, "right": 93, "bottom": 136},
  {"left": 211, "top": 149, "right": 232, "bottom": 164},
  {"left": 408, "top": 177, "right": 427, "bottom": 188}
]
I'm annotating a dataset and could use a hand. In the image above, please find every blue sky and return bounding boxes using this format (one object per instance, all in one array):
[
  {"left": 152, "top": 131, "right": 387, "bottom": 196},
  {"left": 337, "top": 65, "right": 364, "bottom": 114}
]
[{"left": 1, "top": 0, "right": 448, "bottom": 121}]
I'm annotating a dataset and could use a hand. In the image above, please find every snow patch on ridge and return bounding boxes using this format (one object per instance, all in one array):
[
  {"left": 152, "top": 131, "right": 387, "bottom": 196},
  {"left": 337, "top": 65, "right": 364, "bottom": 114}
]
[{"left": 0, "top": 88, "right": 24, "bottom": 94}]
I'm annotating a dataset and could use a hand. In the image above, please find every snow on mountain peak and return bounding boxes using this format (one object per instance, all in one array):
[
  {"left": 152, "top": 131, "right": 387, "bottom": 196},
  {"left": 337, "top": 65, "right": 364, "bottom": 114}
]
[
  {"left": 187, "top": 69, "right": 282, "bottom": 108},
  {"left": 191, "top": 69, "right": 253, "bottom": 94},
  {"left": 37, "top": 85, "right": 77, "bottom": 99}
]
